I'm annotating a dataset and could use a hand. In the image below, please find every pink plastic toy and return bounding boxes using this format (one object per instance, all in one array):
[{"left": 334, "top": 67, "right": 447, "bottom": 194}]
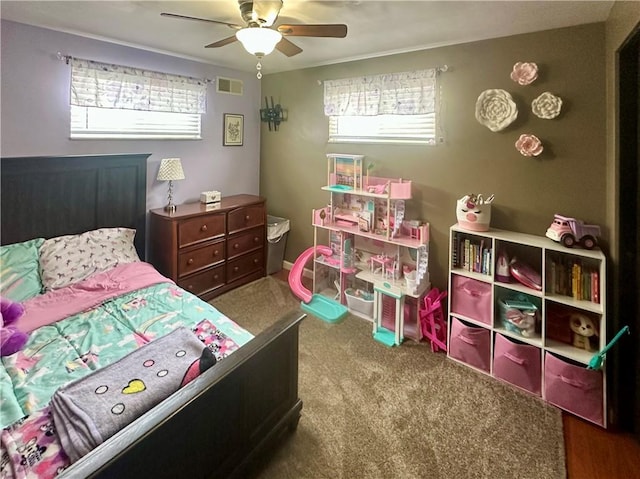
[
  {"left": 289, "top": 246, "right": 348, "bottom": 323},
  {"left": 419, "top": 288, "right": 448, "bottom": 352},
  {"left": 288, "top": 246, "right": 332, "bottom": 303},
  {"left": 545, "top": 214, "right": 601, "bottom": 249}
]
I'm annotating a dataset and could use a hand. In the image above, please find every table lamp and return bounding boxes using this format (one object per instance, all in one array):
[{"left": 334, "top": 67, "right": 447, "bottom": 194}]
[{"left": 157, "top": 158, "right": 185, "bottom": 212}]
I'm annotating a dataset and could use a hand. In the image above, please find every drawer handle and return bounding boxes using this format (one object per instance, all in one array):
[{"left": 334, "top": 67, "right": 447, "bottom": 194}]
[
  {"left": 213, "top": 274, "right": 219, "bottom": 280},
  {"left": 458, "top": 335, "right": 478, "bottom": 346},
  {"left": 253, "top": 258, "right": 259, "bottom": 264},
  {"left": 201, "top": 224, "right": 208, "bottom": 232},
  {"left": 504, "top": 352, "right": 526, "bottom": 366},
  {"left": 234, "top": 266, "right": 239, "bottom": 272},
  {"left": 234, "top": 243, "right": 240, "bottom": 249},
  {"left": 245, "top": 215, "right": 250, "bottom": 221},
  {"left": 213, "top": 250, "right": 220, "bottom": 256},
  {"left": 187, "top": 285, "right": 193, "bottom": 290},
  {"left": 559, "top": 375, "right": 587, "bottom": 389},
  {"left": 187, "top": 258, "right": 194, "bottom": 265},
  {"left": 253, "top": 236, "right": 259, "bottom": 243}
]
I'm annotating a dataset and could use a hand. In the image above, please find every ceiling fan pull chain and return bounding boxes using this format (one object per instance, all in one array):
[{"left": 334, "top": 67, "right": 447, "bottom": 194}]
[{"left": 256, "top": 60, "right": 263, "bottom": 79}]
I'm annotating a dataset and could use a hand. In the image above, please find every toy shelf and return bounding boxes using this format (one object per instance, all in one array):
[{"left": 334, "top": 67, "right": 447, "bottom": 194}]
[
  {"left": 447, "top": 223, "right": 608, "bottom": 427},
  {"left": 312, "top": 216, "right": 427, "bottom": 249},
  {"left": 322, "top": 176, "right": 413, "bottom": 200}
]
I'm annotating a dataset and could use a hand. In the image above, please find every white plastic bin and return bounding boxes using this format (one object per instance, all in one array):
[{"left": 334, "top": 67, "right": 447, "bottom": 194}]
[
  {"left": 267, "top": 215, "right": 290, "bottom": 275},
  {"left": 345, "top": 288, "right": 374, "bottom": 317}
]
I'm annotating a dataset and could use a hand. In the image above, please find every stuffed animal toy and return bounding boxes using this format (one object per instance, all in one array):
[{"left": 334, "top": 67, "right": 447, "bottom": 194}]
[
  {"left": 1, "top": 297, "right": 28, "bottom": 356},
  {"left": 569, "top": 313, "right": 598, "bottom": 351}
]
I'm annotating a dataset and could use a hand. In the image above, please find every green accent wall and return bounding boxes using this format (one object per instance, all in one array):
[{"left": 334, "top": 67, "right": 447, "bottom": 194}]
[{"left": 260, "top": 23, "right": 607, "bottom": 291}]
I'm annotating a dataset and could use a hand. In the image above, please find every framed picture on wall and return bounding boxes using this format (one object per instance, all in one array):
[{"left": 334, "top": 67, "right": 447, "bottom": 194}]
[{"left": 223, "top": 113, "right": 244, "bottom": 146}]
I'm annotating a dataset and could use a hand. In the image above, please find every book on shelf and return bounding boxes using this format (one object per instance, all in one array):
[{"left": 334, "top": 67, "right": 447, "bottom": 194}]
[
  {"left": 546, "top": 255, "right": 600, "bottom": 303},
  {"left": 452, "top": 233, "right": 492, "bottom": 275}
]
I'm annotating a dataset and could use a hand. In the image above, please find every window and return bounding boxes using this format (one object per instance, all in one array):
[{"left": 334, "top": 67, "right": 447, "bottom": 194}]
[
  {"left": 324, "top": 68, "right": 441, "bottom": 145},
  {"left": 329, "top": 113, "right": 436, "bottom": 145},
  {"left": 69, "top": 58, "right": 207, "bottom": 140},
  {"left": 71, "top": 107, "right": 201, "bottom": 140}
]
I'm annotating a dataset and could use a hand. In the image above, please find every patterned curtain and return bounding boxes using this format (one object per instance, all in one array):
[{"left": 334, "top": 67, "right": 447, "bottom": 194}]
[
  {"left": 70, "top": 58, "right": 207, "bottom": 114},
  {"left": 323, "top": 68, "right": 437, "bottom": 116}
]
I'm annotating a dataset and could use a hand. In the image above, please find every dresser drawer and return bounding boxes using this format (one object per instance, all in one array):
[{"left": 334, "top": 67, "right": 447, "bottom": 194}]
[
  {"left": 227, "top": 250, "right": 264, "bottom": 283},
  {"left": 178, "top": 265, "right": 225, "bottom": 296},
  {"left": 228, "top": 205, "right": 265, "bottom": 234},
  {"left": 178, "top": 241, "right": 225, "bottom": 278},
  {"left": 178, "top": 214, "right": 225, "bottom": 248},
  {"left": 227, "top": 227, "right": 265, "bottom": 260}
]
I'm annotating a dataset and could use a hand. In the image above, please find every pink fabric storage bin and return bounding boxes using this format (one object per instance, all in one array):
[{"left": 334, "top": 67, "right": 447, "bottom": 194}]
[
  {"left": 544, "top": 352, "right": 603, "bottom": 425},
  {"left": 450, "top": 276, "right": 492, "bottom": 325},
  {"left": 493, "top": 334, "right": 541, "bottom": 395},
  {"left": 449, "top": 317, "right": 491, "bottom": 372}
]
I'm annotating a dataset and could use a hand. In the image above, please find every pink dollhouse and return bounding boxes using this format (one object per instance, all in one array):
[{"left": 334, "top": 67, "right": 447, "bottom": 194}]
[{"left": 311, "top": 154, "right": 431, "bottom": 346}]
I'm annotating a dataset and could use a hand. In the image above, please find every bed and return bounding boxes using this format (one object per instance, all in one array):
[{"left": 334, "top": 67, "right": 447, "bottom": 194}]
[{"left": 0, "top": 153, "right": 304, "bottom": 478}]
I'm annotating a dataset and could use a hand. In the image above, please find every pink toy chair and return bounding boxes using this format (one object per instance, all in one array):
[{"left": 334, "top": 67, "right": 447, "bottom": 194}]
[{"left": 419, "top": 288, "right": 448, "bottom": 352}]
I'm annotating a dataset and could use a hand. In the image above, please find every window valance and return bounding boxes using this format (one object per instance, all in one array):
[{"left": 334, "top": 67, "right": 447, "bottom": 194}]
[
  {"left": 70, "top": 58, "right": 207, "bottom": 114},
  {"left": 323, "top": 68, "right": 437, "bottom": 116}
]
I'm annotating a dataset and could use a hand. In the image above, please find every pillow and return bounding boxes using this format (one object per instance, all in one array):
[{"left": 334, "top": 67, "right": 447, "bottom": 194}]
[
  {"left": 0, "top": 238, "right": 45, "bottom": 301},
  {"left": 39, "top": 228, "right": 140, "bottom": 291}
]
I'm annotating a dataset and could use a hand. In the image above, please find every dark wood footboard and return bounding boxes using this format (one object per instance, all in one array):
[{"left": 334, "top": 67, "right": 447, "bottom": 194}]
[
  {"left": 62, "top": 310, "right": 305, "bottom": 479},
  {"left": 2, "top": 154, "right": 304, "bottom": 477}
]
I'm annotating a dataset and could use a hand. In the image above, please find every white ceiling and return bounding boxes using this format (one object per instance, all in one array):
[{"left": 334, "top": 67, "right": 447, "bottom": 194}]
[{"left": 1, "top": 1, "right": 614, "bottom": 74}]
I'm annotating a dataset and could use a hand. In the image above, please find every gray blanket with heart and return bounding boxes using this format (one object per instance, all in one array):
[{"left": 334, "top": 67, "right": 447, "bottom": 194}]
[{"left": 50, "top": 327, "right": 215, "bottom": 462}]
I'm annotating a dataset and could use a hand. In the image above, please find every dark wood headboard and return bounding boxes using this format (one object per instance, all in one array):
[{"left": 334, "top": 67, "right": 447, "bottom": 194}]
[{"left": 1, "top": 153, "right": 150, "bottom": 257}]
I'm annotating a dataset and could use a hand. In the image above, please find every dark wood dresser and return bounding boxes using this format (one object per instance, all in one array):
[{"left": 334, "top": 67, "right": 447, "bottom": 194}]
[{"left": 149, "top": 194, "right": 266, "bottom": 301}]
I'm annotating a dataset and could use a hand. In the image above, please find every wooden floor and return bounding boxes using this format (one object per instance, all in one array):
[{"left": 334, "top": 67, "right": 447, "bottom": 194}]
[
  {"left": 564, "top": 414, "right": 640, "bottom": 478},
  {"left": 272, "top": 269, "right": 640, "bottom": 477}
]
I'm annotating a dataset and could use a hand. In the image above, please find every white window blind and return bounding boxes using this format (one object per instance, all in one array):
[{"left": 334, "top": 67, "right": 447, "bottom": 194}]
[
  {"left": 325, "top": 68, "right": 440, "bottom": 145},
  {"left": 329, "top": 113, "right": 436, "bottom": 145},
  {"left": 69, "top": 57, "right": 206, "bottom": 139},
  {"left": 70, "top": 106, "right": 201, "bottom": 140}
]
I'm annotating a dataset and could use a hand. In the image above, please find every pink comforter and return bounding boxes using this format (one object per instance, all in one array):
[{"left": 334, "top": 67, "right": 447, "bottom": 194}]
[{"left": 17, "top": 262, "right": 173, "bottom": 333}]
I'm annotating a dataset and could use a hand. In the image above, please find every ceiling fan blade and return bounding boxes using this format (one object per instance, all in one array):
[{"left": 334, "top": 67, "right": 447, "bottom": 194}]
[
  {"left": 205, "top": 35, "right": 239, "bottom": 49},
  {"left": 275, "top": 37, "right": 303, "bottom": 57},
  {"left": 277, "top": 24, "right": 347, "bottom": 38},
  {"left": 161, "top": 12, "right": 241, "bottom": 30}
]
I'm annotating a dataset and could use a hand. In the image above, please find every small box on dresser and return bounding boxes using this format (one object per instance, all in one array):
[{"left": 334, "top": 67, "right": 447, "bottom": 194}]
[{"left": 149, "top": 194, "right": 266, "bottom": 301}]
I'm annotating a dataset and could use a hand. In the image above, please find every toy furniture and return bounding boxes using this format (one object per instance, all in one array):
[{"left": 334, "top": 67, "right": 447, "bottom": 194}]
[
  {"left": 448, "top": 223, "right": 608, "bottom": 427},
  {"left": 419, "top": 288, "right": 448, "bottom": 352},
  {"left": 311, "top": 154, "right": 431, "bottom": 345},
  {"left": 289, "top": 245, "right": 349, "bottom": 323}
]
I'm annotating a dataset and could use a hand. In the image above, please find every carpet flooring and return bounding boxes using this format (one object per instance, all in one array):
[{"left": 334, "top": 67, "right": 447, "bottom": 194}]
[{"left": 210, "top": 276, "right": 566, "bottom": 479}]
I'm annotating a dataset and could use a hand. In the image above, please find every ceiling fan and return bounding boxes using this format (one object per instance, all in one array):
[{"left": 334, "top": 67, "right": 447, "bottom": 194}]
[{"left": 161, "top": 0, "right": 347, "bottom": 59}]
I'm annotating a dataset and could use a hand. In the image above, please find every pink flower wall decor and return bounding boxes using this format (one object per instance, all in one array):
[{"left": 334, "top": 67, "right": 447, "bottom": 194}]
[
  {"left": 510, "top": 62, "right": 539, "bottom": 86},
  {"left": 515, "top": 134, "right": 544, "bottom": 157}
]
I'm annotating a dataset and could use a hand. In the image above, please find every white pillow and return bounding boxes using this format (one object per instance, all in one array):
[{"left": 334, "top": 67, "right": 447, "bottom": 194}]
[{"left": 40, "top": 228, "right": 140, "bottom": 291}]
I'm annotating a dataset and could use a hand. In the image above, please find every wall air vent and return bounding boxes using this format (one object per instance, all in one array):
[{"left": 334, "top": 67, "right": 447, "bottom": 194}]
[{"left": 217, "top": 77, "right": 244, "bottom": 96}]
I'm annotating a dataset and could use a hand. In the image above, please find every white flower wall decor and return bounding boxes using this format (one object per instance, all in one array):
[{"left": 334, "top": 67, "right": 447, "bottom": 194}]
[
  {"left": 475, "top": 89, "right": 518, "bottom": 132},
  {"left": 532, "top": 92, "right": 563, "bottom": 119}
]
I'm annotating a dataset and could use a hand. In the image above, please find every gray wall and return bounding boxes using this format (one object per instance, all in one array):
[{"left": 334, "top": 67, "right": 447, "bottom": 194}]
[
  {"left": 260, "top": 23, "right": 608, "bottom": 290},
  {"left": 1, "top": 20, "right": 262, "bottom": 212}
]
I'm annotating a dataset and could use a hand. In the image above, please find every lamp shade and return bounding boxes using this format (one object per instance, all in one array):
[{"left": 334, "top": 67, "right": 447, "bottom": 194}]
[
  {"left": 157, "top": 158, "right": 185, "bottom": 181},
  {"left": 236, "top": 27, "right": 282, "bottom": 56}
]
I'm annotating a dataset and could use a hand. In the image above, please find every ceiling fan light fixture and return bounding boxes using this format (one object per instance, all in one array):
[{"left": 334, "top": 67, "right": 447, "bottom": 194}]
[{"left": 236, "top": 27, "right": 282, "bottom": 56}]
